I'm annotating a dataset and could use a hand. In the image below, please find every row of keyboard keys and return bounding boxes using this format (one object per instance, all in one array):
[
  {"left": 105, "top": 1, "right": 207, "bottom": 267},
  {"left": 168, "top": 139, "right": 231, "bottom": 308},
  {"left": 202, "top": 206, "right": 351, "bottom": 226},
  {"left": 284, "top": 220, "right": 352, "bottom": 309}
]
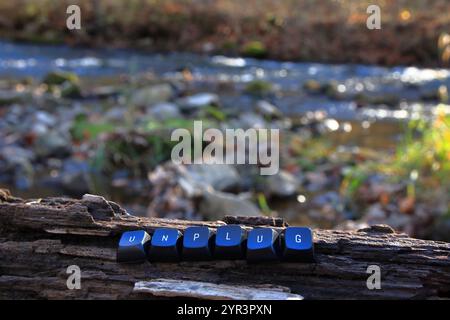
[{"left": 117, "top": 226, "right": 314, "bottom": 263}]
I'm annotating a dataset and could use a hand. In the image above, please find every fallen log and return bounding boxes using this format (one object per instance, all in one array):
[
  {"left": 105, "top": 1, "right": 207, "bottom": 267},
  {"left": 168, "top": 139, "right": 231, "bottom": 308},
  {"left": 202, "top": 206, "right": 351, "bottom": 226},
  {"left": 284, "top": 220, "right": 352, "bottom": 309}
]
[{"left": 0, "top": 189, "right": 449, "bottom": 300}]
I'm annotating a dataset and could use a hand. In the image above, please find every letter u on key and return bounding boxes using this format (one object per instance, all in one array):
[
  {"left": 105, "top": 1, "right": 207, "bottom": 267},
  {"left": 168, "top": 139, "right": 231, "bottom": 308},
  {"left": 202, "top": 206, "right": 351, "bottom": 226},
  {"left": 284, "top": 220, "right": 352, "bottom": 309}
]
[
  {"left": 247, "top": 228, "right": 280, "bottom": 263},
  {"left": 117, "top": 230, "right": 151, "bottom": 263}
]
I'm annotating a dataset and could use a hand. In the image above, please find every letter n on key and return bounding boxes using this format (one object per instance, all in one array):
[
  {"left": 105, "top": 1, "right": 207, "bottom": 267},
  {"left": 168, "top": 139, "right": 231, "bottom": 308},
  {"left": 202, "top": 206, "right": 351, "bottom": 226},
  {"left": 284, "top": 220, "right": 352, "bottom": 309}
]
[{"left": 148, "top": 228, "right": 182, "bottom": 262}]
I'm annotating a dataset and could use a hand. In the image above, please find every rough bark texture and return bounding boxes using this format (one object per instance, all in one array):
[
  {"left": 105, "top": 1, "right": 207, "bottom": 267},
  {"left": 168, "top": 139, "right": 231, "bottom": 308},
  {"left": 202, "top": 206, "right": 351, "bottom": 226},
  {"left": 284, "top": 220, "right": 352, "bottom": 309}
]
[{"left": 0, "top": 190, "right": 449, "bottom": 300}]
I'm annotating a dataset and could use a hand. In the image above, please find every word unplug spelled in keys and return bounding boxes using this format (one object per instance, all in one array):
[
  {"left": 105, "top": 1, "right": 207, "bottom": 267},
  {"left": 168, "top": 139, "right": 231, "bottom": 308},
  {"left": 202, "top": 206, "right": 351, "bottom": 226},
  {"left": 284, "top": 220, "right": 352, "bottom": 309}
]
[{"left": 117, "top": 225, "right": 315, "bottom": 263}]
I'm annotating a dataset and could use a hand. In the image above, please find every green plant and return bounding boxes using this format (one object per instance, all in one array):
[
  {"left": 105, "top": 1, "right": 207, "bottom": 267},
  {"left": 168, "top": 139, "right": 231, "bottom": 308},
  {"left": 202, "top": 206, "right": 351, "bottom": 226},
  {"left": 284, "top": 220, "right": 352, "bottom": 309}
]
[
  {"left": 393, "top": 105, "right": 450, "bottom": 184},
  {"left": 201, "top": 105, "right": 227, "bottom": 122},
  {"left": 257, "top": 193, "right": 272, "bottom": 215},
  {"left": 341, "top": 166, "right": 370, "bottom": 197},
  {"left": 93, "top": 131, "right": 176, "bottom": 176},
  {"left": 70, "top": 114, "right": 115, "bottom": 142},
  {"left": 340, "top": 105, "right": 450, "bottom": 200}
]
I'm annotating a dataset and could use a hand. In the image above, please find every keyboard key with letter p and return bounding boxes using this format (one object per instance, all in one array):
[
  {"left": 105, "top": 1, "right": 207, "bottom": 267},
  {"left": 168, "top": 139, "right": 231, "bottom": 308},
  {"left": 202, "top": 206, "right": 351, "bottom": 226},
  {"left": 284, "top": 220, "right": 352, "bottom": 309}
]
[{"left": 182, "top": 226, "right": 214, "bottom": 260}]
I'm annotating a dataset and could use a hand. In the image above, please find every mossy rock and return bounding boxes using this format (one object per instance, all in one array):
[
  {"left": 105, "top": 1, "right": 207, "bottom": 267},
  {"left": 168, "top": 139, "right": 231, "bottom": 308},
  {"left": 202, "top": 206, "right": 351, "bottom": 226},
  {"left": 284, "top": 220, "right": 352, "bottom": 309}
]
[
  {"left": 43, "top": 71, "right": 82, "bottom": 98},
  {"left": 245, "top": 80, "right": 273, "bottom": 97},
  {"left": 323, "top": 81, "right": 342, "bottom": 99},
  {"left": 242, "top": 41, "right": 267, "bottom": 59},
  {"left": 60, "top": 82, "right": 82, "bottom": 98},
  {"left": 303, "top": 80, "right": 322, "bottom": 94},
  {"left": 43, "top": 71, "right": 80, "bottom": 86},
  {"left": 303, "top": 80, "right": 342, "bottom": 98}
]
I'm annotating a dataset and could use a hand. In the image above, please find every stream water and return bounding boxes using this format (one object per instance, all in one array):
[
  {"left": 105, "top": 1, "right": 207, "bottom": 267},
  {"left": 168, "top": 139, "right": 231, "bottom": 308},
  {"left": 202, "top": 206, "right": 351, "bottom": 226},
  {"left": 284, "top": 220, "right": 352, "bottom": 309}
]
[{"left": 2, "top": 40, "right": 449, "bottom": 121}]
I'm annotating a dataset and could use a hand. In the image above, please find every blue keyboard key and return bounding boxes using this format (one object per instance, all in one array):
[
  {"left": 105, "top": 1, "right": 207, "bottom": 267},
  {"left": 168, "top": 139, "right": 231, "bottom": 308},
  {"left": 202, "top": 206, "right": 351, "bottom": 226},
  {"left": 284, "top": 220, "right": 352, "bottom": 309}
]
[
  {"left": 214, "top": 225, "right": 246, "bottom": 259},
  {"left": 148, "top": 228, "right": 182, "bottom": 262},
  {"left": 282, "top": 227, "right": 314, "bottom": 262},
  {"left": 182, "top": 226, "right": 214, "bottom": 260},
  {"left": 117, "top": 230, "right": 151, "bottom": 263},
  {"left": 246, "top": 228, "right": 280, "bottom": 262}
]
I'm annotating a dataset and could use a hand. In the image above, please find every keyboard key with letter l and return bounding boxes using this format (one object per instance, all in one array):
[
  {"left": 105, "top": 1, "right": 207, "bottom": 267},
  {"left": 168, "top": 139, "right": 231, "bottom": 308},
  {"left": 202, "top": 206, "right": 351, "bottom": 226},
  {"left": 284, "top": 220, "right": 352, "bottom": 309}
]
[
  {"left": 182, "top": 226, "right": 215, "bottom": 260},
  {"left": 281, "top": 227, "right": 315, "bottom": 262},
  {"left": 246, "top": 228, "right": 280, "bottom": 263},
  {"left": 117, "top": 230, "right": 151, "bottom": 263},
  {"left": 148, "top": 228, "right": 182, "bottom": 262},
  {"left": 214, "top": 225, "right": 246, "bottom": 259}
]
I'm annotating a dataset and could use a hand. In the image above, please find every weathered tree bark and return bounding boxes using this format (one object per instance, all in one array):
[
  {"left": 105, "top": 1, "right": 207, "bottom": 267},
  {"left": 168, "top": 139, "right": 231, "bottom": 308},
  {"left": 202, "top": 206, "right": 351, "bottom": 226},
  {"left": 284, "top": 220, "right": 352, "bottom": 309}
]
[{"left": 0, "top": 189, "right": 449, "bottom": 300}]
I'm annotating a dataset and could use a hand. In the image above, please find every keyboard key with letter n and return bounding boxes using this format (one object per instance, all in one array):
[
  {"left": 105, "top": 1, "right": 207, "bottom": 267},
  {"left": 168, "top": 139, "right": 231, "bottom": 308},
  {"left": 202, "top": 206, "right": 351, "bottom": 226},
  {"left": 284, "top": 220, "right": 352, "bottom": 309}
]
[{"left": 148, "top": 228, "right": 182, "bottom": 262}]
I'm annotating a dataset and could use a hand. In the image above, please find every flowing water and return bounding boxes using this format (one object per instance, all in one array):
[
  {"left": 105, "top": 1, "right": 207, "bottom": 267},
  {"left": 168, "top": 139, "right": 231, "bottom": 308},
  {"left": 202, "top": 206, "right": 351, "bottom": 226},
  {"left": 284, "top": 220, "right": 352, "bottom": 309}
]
[{"left": 2, "top": 40, "right": 449, "bottom": 120}]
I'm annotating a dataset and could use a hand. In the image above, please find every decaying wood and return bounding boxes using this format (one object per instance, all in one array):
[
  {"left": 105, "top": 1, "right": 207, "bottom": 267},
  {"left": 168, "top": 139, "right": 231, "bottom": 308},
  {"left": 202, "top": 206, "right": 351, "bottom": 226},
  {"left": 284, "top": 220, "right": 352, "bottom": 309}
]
[
  {"left": 133, "top": 279, "right": 303, "bottom": 300},
  {"left": 0, "top": 190, "right": 449, "bottom": 300}
]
